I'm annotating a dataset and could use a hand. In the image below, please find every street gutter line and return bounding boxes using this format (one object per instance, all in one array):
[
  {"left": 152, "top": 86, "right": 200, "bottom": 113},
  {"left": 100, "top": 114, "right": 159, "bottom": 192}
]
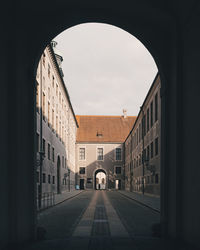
[
  {"left": 38, "top": 190, "right": 85, "bottom": 213},
  {"left": 118, "top": 191, "right": 160, "bottom": 213}
]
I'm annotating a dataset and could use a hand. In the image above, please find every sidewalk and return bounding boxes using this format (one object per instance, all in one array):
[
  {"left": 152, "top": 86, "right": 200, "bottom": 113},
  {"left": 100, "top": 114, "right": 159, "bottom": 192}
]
[
  {"left": 38, "top": 190, "right": 84, "bottom": 212},
  {"left": 54, "top": 189, "right": 84, "bottom": 205},
  {"left": 118, "top": 190, "right": 160, "bottom": 212}
]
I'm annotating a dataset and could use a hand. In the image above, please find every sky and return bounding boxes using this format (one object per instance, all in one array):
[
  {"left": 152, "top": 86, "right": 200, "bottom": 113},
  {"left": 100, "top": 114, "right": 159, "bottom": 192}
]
[{"left": 54, "top": 23, "right": 157, "bottom": 116}]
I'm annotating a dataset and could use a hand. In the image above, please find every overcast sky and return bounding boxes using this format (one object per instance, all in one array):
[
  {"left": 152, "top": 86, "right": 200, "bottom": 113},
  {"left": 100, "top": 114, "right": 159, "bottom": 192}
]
[{"left": 55, "top": 23, "right": 157, "bottom": 116}]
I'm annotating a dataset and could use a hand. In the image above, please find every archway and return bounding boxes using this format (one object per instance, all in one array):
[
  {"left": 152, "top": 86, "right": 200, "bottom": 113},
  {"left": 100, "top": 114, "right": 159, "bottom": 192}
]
[
  {"left": 94, "top": 169, "right": 107, "bottom": 190},
  {"left": 2, "top": 1, "right": 200, "bottom": 248},
  {"left": 3, "top": 2, "right": 184, "bottom": 247},
  {"left": 57, "top": 156, "right": 61, "bottom": 194}
]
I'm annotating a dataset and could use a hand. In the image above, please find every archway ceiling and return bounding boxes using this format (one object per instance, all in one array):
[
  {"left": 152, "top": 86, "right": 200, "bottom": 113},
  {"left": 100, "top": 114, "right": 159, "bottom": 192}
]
[{"left": 18, "top": 0, "right": 199, "bottom": 25}]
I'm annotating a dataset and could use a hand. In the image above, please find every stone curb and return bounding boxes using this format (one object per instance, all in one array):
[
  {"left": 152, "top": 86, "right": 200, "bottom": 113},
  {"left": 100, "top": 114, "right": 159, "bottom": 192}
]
[
  {"left": 38, "top": 190, "right": 85, "bottom": 213},
  {"left": 118, "top": 191, "right": 160, "bottom": 213}
]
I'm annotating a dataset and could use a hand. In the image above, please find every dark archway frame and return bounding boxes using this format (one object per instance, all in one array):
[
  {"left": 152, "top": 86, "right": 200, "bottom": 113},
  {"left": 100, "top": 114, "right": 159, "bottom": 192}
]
[
  {"left": 3, "top": 1, "right": 200, "bottom": 248},
  {"left": 15, "top": 4, "right": 179, "bottom": 244}
]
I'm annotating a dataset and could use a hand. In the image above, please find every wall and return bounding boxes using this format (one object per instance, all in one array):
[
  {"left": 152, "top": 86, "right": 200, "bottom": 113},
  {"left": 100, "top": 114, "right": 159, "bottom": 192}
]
[
  {"left": 125, "top": 75, "right": 161, "bottom": 196},
  {"left": 1, "top": 1, "right": 200, "bottom": 249},
  {"left": 76, "top": 143, "right": 124, "bottom": 189},
  {"left": 35, "top": 45, "right": 77, "bottom": 198}
]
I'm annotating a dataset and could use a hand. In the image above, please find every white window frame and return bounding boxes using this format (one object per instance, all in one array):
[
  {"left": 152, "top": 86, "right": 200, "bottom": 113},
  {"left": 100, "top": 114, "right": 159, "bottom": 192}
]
[
  {"left": 78, "top": 146, "right": 86, "bottom": 161},
  {"left": 115, "top": 147, "right": 122, "bottom": 161},
  {"left": 96, "top": 146, "right": 104, "bottom": 161}
]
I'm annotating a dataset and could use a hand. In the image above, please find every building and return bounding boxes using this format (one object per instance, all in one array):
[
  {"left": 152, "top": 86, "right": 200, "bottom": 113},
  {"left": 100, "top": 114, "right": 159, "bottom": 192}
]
[
  {"left": 35, "top": 41, "right": 160, "bottom": 199},
  {"left": 76, "top": 113, "right": 136, "bottom": 190},
  {"left": 124, "top": 74, "right": 161, "bottom": 196},
  {"left": 35, "top": 41, "right": 78, "bottom": 207}
]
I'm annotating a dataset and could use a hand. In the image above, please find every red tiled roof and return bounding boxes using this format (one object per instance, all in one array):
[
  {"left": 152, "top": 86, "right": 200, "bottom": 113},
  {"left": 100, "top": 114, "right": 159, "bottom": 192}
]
[{"left": 76, "top": 115, "right": 137, "bottom": 143}]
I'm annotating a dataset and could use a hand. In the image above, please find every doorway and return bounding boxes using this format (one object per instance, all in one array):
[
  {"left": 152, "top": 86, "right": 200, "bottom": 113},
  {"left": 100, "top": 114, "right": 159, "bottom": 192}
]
[
  {"left": 115, "top": 179, "right": 121, "bottom": 190},
  {"left": 95, "top": 169, "right": 106, "bottom": 190},
  {"left": 80, "top": 179, "right": 85, "bottom": 190}
]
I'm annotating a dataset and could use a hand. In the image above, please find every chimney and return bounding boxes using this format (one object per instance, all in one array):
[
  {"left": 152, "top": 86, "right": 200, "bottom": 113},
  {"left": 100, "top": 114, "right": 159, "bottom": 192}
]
[{"left": 123, "top": 109, "right": 127, "bottom": 118}]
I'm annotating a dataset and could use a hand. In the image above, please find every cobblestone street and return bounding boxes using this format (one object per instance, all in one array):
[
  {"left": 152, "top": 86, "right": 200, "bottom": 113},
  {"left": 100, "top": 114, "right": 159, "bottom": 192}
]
[{"left": 19, "top": 190, "right": 194, "bottom": 250}]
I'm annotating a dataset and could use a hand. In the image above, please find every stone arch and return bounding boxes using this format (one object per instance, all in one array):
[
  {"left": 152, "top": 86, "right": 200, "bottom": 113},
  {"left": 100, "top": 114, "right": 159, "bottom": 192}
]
[
  {"left": 2, "top": 2, "right": 184, "bottom": 247},
  {"left": 93, "top": 168, "right": 108, "bottom": 190}
]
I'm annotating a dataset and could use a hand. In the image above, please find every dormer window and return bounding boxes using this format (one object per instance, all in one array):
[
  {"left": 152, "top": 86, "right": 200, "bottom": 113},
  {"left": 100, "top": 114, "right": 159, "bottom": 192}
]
[{"left": 96, "top": 131, "right": 103, "bottom": 138}]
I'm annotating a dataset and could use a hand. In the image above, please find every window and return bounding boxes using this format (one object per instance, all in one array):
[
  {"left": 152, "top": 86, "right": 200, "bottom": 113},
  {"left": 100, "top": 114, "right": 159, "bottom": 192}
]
[
  {"left": 150, "top": 101, "right": 153, "bottom": 127},
  {"left": 48, "top": 175, "right": 51, "bottom": 184},
  {"left": 48, "top": 102, "right": 50, "bottom": 126},
  {"left": 48, "top": 87, "right": 50, "bottom": 99},
  {"left": 59, "top": 121, "right": 61, "bottom": 137},
  {"left": 155, "top": 174, "right": 159, "bottom": 183},
  {"left": 36, "top": 133, "right": 39, "bottom": 152},
  {"left": 36, "top": 81, "right": 39, "bottom": 112},
  {"left": 147, "top": 108, "right": 149, "bottom": 132},
  {"left": 59, "top": 92, "right": 61, "bottom": 103},
  {"left": 42, "top": 173, "right": 46, "bottom": 183},
  {"left": 65, "top": 158, "right": 66, "bottom": 169},
  {"left": 48, "top": 63, "right": 50, "bottom": 78},
  {"left": 48, "top": 143, "right": 50, "bottom": 160},
  {"left": 147, "top": 145, "right": 150, "bottom": 160},
  {"left": 155, "top": 93, "right": 158, "bottom": 121},
  {"left": 87, "top": 178, "right": 92, "bottom": 184},
  {"left": 151, "top": 142, "right": 154, "bottom": 158},
  {"left": 52, "top": 176, "right": 55, "bottom": 184},
  {"left": 52, "top": 147, "right": 54, "bottom": 162},
  {"left": 52, "top": 75, "right": 54, "bottom": 88},
  {"left": 139, "top": 123, "right": 141, "bottom": 142},
  {"left": 42, "top": 53, "right": 46, "bottom": 67},
  {"left": 143, "top": 148, "right": 146, "bottom": 163},
  {"left": 97, "top": 148, "right": 103, "bottom": 161},
  {"left": 42, "top": 138, "right": 45, "bottom": 155},
  {"left": 79, "top": 148, "right": 85, "bottom": 160},
  {"left": 155, "top": 137, "right": 158, "bottom": 156},
  {"left": 52, "top": 109, "right": 54, "bottom": 129},
  {"left": 56, "top": 84, "right": 58, "bottom": 96},
  {"left": 42, "top": 92, "right": 45, "bottom": 121},
  {"left": 56, "top": 116, "right": 58, "bottom": 135},
  {"left": 37, "top": 171, "right": 39, "bottom": 183},
  {"left": 151, "top": 175, "right": 154, "bottom": 183},
  {"left": 62, "top": 156, "right": 64, "bottom": 168},
  {"left": 116, "top": 148, "right": 122, "bottom": 161},
  {"left": 115, "top": 166, "right": 121, "bottom": 174},
  {"left": 79, "top": 167, "right": 86, "bottom": 175},
  {"left": 143, "top": 114, "right": 146, "bottom": 136}
]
